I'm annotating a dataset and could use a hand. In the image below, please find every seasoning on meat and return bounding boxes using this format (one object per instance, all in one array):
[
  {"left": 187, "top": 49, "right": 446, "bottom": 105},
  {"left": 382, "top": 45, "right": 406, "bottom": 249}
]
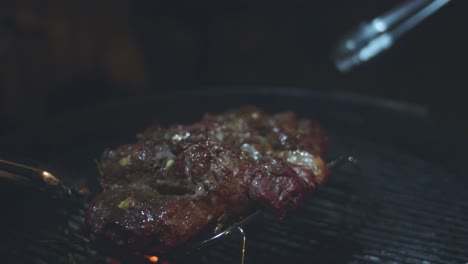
[{"left": 86, "top": 106, "right": 330, "bottom": 253}]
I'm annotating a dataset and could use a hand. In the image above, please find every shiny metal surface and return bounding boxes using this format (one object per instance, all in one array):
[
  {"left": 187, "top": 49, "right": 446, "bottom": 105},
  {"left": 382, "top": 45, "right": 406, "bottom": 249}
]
[{"left": 333, "top": 0, "right": 451, "bottom": 72}]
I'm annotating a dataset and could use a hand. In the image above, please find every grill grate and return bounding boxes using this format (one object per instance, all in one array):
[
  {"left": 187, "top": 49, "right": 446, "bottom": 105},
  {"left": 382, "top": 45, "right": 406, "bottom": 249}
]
[
  {"left": 227, "top": 138, "right": 468, "bottom": 264},
  {"left": 1, "top": 89, "right": 467, "bottom": 264}
]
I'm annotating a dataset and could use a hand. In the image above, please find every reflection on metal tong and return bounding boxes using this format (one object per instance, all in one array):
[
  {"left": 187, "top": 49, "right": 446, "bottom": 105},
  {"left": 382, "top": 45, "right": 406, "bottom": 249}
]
[{"left": 332, "top": 0, "right": 451, "bottom": 72}]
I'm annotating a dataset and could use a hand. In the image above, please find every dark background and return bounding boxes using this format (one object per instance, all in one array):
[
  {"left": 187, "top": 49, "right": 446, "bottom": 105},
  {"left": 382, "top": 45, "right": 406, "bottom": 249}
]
[{"left": 1, "top": 0, "right": 467, "bottom": 135}]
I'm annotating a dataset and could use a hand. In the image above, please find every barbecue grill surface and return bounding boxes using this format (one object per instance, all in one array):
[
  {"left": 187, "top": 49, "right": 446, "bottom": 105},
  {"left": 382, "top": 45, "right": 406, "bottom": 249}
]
[{"left": 1, "top": 88, "right": 467, "bottom": 264}]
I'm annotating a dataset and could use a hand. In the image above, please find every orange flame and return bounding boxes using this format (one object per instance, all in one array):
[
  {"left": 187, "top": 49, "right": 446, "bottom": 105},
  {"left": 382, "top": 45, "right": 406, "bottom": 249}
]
[{"left": 145, "top": 255, "right": 159, "bottom": 263}]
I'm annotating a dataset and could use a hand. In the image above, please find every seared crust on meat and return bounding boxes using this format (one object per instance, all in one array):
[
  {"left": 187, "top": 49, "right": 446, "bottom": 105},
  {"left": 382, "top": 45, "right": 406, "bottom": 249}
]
[{"left": 87, "top": 106, "right": 330, "bottom": 253}]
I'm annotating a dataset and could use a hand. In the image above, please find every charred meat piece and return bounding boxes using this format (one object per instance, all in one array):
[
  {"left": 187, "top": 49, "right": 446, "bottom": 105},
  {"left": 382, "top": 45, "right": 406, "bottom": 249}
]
[{"left": 87, "top": 106, "right": 330, "bottom": 253}]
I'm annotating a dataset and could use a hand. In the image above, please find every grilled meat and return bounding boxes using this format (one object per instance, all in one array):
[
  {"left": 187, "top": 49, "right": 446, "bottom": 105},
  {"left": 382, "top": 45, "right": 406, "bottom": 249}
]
[{"left": 86, "top": 106, "right": 330, "bottom": 253}]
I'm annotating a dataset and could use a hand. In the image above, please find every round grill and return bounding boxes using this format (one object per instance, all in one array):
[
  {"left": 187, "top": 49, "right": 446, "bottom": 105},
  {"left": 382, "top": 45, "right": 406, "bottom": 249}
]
[{"left": 1, "top": 88, "right": 467, "bottom": 264}]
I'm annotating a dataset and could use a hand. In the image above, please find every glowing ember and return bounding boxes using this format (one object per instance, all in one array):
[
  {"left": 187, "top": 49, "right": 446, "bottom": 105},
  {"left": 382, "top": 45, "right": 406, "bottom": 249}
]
[{"left": 146, "top": 255, "right": 159, "bottom": 263}]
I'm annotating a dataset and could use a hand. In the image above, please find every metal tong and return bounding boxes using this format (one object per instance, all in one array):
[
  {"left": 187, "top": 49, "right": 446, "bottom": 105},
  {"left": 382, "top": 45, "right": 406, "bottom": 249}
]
[
  {"left": 332, "top": 0, "right": 451, "bottom": 72},
  {"left": 0, "top": 159, "right": 63, "bottom": 188}
]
